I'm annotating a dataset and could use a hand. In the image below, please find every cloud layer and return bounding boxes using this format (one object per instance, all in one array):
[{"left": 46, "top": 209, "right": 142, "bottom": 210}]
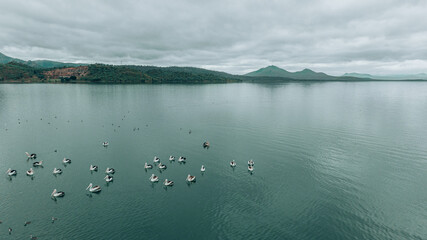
[{"left": 1, "top": 0, "right": 426, "bottom": 75}]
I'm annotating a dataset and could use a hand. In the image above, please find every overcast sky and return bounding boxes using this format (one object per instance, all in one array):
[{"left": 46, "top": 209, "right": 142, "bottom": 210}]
[{"left": 1, "top": 0, "right": 426, "bottom": 75}]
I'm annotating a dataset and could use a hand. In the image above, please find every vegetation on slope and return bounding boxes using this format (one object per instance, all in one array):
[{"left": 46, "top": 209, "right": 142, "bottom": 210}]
[
  {"left": 0, "top": 62, "right": 241, "bottom": 83},
  {"left": 0, "top": 62, "right": 42, "bottom": 81}
]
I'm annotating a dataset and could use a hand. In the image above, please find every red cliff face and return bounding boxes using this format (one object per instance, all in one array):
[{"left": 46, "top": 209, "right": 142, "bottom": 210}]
[{"left": 43, "top": 66, "right": 89, "bottom": 79}]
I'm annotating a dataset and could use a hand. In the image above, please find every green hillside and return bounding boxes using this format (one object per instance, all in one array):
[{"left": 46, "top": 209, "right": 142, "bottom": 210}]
[
  {"left": 0, "top": 62, "right": 43, "bottom": 81},
  {"left": 82, "top": 64, "right": 240, "bottom": 83}
]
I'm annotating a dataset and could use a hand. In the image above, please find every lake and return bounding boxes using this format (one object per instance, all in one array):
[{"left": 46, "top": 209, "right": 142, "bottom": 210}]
[{"left": 0, "top": 82, "right": 426, "bottom": 239}]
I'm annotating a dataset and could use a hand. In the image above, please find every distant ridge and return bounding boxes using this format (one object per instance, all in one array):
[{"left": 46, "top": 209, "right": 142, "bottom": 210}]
[
  {"left": 245, "top": 65, "right": 336, "bottom": 80},
  {"left": 0, "top": 52, "right": 24, "bottom": 64},
  {"left": 343, "top": 72, "right": 427, "bottom": 80},
  {"left": 0, "top": 52, "right": 85, "bottom": 68}
]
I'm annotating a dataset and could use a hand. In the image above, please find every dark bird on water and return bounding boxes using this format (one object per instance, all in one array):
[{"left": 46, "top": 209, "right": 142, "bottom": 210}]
[{"left": 24, "top": 221, "right": 32, "bottom": 226}]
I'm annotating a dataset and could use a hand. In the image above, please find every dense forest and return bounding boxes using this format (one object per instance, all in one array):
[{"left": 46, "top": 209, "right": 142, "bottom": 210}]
[
  {"left": 81, "top": 64, "right": 240, "bottom": 83},
  {"left": 0, "top": 62, "right": 44, "bottom": 82}
]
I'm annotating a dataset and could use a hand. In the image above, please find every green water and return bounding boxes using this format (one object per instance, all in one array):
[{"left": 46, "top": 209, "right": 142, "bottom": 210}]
[{"left": 0, "top": 82, "right": 426, "bottom": 239}]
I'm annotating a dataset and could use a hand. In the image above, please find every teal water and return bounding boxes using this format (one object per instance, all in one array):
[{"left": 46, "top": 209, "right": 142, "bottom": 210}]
[{"left": 0, "top": 82, "right": 426, "bottom": 239}]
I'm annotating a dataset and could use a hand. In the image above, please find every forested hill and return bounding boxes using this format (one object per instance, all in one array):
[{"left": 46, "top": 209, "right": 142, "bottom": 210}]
[{"left": 0, "top": 62, "right": 242, "bottom": 83}]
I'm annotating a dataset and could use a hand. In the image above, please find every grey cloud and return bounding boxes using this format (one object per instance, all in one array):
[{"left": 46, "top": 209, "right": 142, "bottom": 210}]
[{"left": 1, "top": 0, "right": 427, "bottom": 75}]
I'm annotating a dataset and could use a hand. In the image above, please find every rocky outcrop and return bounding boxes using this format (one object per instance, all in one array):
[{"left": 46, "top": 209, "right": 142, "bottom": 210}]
[{"left": 43, "top": 66, "right": 89, "bottom": 79}]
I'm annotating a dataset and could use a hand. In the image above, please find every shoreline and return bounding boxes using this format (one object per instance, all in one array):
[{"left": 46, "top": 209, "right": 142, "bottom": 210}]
[{"left": 1, "top": 79, "right": 427, "bottom": 84}]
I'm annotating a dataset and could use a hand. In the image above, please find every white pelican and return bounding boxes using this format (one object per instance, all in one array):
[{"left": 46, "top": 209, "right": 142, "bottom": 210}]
[
  {"left": 164, "top": 179, "right": 174, "bottom": 186},
  {"left": 33, "top": 161, "right": 43, "bottom": 167},
  {"left": 248, "top": 165, "right": 254, "bottom": 172},
  {"left": 201, "top": 165, "right": 206, "bottom": 172},
  {"left": 63, "top": 158, "right": 71, "bottom": 164},
  {"left": 169, "top": 156, "right": 175, "bottom": 161},
  {"left": 86, "top": 183, "right": 102, "bottom": 193},
  {"left": 25, "top": 152, "right": 37, "bottom": 159},
  {"left": 153, "top": 156, "right": 160, "bottom": 163},
  {"left": 51, "top": 189, "right": 65, "bottom": 198},
  {"left": 53, "top": 168, "right": 62, "bottom": 174},
  {"left": 149, "top": 174, "right": 159, "bottom": 182},
  {"left": 6, "top": 168, "right": 17, "bottom": 176},
  {"left": 104, "top": 175, "right": 113, "bottom": 182},
  {"left": 102, "top": 142, "right": 109, "bottom": 147},
  {"left": 26, "top": 168, "right": 34, "bottom": 176},
  {"left": 230, "top": 160, "right": 236, "bottom": 167},
  {"left": 248, "top": 159, "right": 254, "bottom": 166},
  {"left": 90, "top": 165, "right": 98, "bottom": 171},
  {"left": 144, "top": 162, "right": 153, "bottom": 169},
  {"left": 186, "top": 174, "right": 196, "bottom": 182},
  {"left": 106, "top": 168, "right": 115, "bottom": 174},
  {"left": 158, "top": 163, "right": 167, "bottom": 169},
  {"left": 178, "top": 156, "right": 186, "bottom": 162}
]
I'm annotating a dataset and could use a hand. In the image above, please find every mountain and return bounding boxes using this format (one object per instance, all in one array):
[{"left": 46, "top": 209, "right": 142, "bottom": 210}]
[
  {"left": 0, "top": 52, "right": 85, "bottom": 68},
  {"left": 245, "top": 65, "right": 291, "bottom": 77},
  {"left": 292, "top": 68, "right": 332, "bottom": 80},
  {"left": 343, "top": 72, "right": 427, "bottom": 80},
  {"left": 0, "top": 52, "right": 25, "bottom": 64},
  {"left": 245, "top": 65, "right": 337, "bottom": 80}
]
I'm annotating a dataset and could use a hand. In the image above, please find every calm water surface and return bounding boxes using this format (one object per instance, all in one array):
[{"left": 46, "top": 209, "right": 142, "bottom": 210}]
[{"left": 0, "top": 82, "right": 426, "bottom": 239}]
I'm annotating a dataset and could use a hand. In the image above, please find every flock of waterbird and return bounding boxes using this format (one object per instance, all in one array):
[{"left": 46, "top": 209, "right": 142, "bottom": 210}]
[
  {"left": 3, "top": 148, "right": 115, "bottom": 238},
  {"left": 7, "top": 151, "right": 116, "bottom": 197},
  {"left": 3, "top": 138, "right": 255, "bottom": 238},
  {"left": 1, "top": 109, "right": 261, "bottom": 239},
  {"left": 7, "top": 141, "right": 256, "bottom": 191},
  {"left": 142, "top": 141, "right": 254, "bottom": 186}
]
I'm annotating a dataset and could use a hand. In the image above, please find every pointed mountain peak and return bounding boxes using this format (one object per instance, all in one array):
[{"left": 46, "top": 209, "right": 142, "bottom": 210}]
[
  {"left": 299, "top": 68, "right": 315, "bottom": 73},
  {"left": 264, "top": 65, "right": 282, "bottom": 69},
  {"left": 245, "top": 65, "right": 291, "bottom": 77},
  {"left": 258, "top": 65, "right": 290, "bottom": 72}
]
